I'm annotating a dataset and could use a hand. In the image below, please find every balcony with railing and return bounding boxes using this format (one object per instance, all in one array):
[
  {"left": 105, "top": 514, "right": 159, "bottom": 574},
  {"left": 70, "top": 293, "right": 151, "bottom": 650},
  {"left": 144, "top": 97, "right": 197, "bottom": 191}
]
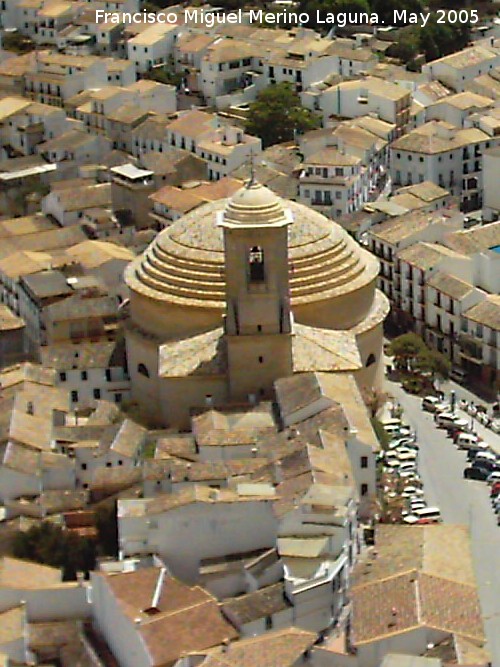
[{"left": 459, "top": 334, "right": 483, "bottom": 362}]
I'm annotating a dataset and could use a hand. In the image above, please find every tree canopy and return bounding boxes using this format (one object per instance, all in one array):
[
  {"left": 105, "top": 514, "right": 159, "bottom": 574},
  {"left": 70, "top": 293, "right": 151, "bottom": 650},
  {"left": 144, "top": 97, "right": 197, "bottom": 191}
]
[
  {"left": 389, "top": 333, "right": 450, "bottom": 380},
  {"left": 245, "top": 83, "right": 320, "bottom": 148},
  {"left": 390, "top": 19, "right": 470, "bottom": 66},
  {"left": 12, "top": 522, "right": 96, "bottom": 581}
]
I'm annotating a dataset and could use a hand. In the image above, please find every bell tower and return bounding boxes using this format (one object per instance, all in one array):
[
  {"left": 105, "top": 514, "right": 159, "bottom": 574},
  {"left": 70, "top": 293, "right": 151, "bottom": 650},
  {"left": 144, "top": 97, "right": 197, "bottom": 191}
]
[{"left": 218, "top": 181, "right": 294, "bottom": 401}]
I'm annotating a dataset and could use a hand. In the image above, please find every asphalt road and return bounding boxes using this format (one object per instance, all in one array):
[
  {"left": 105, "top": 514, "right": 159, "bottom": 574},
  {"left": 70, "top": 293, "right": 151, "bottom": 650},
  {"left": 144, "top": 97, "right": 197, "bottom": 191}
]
[{"left": 387, "top": 380, "right": 500, "bottom": 667}]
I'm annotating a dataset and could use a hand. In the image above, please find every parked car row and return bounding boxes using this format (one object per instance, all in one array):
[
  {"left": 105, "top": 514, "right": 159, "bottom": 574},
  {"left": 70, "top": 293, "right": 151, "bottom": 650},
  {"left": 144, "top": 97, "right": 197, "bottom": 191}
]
[
  {"left": 463, "top": 448, "right": 500, "bottom": 482},
  {"left": 379, "top": 418, "right": 440, "bottom": 525},
  {"left": 421, "top": 393, "right": 499, "bottom": 526}
]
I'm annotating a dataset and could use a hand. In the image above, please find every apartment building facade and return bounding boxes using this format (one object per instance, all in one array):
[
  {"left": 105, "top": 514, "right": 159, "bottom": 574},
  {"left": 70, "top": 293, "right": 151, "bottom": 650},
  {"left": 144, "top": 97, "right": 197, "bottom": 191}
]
[{"left": 390, "top": 121, "right": 498, "bottom": 212}]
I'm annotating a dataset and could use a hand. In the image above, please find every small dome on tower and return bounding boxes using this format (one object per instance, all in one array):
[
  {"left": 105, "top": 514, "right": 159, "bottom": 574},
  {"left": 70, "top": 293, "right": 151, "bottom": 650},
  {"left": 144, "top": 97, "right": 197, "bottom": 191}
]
[{"left": 220, "top": 181, "right": 291, "bottom": 228}]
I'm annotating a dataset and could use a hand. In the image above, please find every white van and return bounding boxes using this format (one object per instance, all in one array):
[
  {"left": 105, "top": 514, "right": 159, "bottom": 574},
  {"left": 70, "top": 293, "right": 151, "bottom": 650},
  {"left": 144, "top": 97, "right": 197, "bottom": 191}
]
[
  {"left": 413, "top": 507, "right": 441, "bottom": 521},
  {"left": 456, "top": 433, "right": 480, "bottom": 450},
  {"left": 381, "top": 418, "right": 402, "bottom": 429}
]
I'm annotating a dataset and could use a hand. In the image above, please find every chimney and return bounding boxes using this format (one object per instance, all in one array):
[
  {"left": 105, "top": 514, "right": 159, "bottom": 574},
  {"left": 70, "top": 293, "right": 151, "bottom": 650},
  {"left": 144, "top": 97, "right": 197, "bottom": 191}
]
[
  {"left": 145, "top": 567, "right": 167, "bottom": 613},
  {"left": 274, "top": 461, "right": 283, "bottom": 484},
  {"left": 222, "top": 126, "right": 239, "bottom": 146}
]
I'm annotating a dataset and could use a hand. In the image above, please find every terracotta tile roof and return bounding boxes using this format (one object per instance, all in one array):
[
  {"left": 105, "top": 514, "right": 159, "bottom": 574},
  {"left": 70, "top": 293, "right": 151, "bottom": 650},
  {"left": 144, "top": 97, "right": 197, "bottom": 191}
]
[
  {"left": 391, "top": 121, "right": 489, "bottom": 155},
  {"left": 140, "top": 600, "right": 237, "bottom": 666},
  {"left": 177, "top": 33, "right": 216, "bottom": 54},
  {"left": 275, "top": 372, "right": 328, "bottom": 420},
  {"left": 0, "top": 303, "right": 24, "bottom": 331},
  {"left": 353, "top": 571, "right": 422, "bottom": 643},
  {"left": 464, "top": 295, "right": 500, "bottom": 331},
  {"left": 426, "top": 271, "right": 473, "bottom": 300},
  {"left": 351, "top": 525, "right": 485, "bottom": 646},
  {"left": 419, "top": 573, "right": 484, "bottom": 640},
  {"left": 0, "top": 606, "right": 24, "bottom": 645},
  {"left": 354, "top": 525, "right": 476, "bottom": 587},
  {"left": 304, "top": 148, "right": 360, "bottom": 167},
  {"left": 192, "top": 405, "right": 276, "bottom": 448},
  {"left": 427, "top": 45, "right": 498, "bottom": 71},
  {"left": 150, "top": 185, "right": 204, "bottom": 214},
  {"left": 292, "top": 322, "right": 362, "bottom": 372},
  {"left": 110, "top": 419, "right": 147, "bottom": 458},
  {"left": 158, "top": 327, "right": 227, "bottom": 378},
  {"left": 444, "top": 220, "right": 500, "bottom": 254},
  {"left": 222, "top": 583, "right": 291, "bottom": 625},
  {"left": 0, "top": 557, "right": 61, "bottom": 589},
  {"left": 155, "top": 434, "right": 197, "bottom": 461},
  {"left": 198, "top": 627, "right": 317, "bottom": 667},
  {"left": 170, "top": 459, "right": 267, "bottom": 483},
  {"left": 100, "top": 568, "right": 237, "bottom": 665},
  {"left": 123, "top": 485, "right": 275, "bottom": 518},
  {"left": 397, "top": 242, "right": 463, "bottom": 271},
  {"left": 52, "top": 184, "right": 112, "bottom": 212},
  {"left": 99, "top": 567, "right": 211, "bottom": 620},
  {"left": 166, "top": 109, "right": 217, "bottom": 138}
]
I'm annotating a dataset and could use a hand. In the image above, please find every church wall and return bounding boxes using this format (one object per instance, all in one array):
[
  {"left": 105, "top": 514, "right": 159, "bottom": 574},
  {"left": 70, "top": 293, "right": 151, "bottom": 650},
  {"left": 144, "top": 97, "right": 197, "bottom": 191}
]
[
  {"left": 129, "top": 283, "right": 379, "bottom": 341},
  {"left": 227, "top": 334, "right": 293, "bottom": 402},
  {"left": 158, "top": 375, "right": 228, "bottom": 429},
  {"left": 354, "top": 321, "right": 385, "bottom": 393},
  {"left": 125, "top": 327, "right": 162, "bottom": 426},
  {"left": 129, "top": 290, "right": 222, "bottom": 339}
]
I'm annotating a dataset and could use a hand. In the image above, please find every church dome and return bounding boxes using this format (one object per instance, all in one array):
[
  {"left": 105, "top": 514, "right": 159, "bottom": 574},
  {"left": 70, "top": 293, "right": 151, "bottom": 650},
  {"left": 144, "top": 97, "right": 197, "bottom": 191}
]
[
  {"left": 221, "top": 182, "right": 289, "bottom": 227},
  {"left": 125, "top": 189, "right": 382, "bottom": 337}
]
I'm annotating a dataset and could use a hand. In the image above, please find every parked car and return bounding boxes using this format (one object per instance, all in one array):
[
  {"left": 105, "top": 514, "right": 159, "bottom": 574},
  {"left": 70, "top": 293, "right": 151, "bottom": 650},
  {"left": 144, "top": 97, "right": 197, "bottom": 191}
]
[
  {"left": 464, "top": 467, "right": 489, "bottom": 480},
  {"left": 396, "top": 447, "right": 417, "bottom": 457},
  {"left": 410, "top": 502, "right": 426, "bottom": 512},
  {"left": 475, "top": 451, "right": 498, "bottom": 465},
  {"left": 413, "top": 507, "right": 441, "bottom": 521},
  {"left": 455, "top": 433, "right": 480, "bottom": 449},
  {"left": 388, "top": 437, "right": 416, "bottom": 449},
  {"left": 445, "top": 418, "right": 470, "bottom": 435},
  {"left": 402, "top": 486, "right": 423, "bottom": 498},
  {"left": 490, "top": 481, "right": 500, "bottom": 496},
  {"left": 385, "top": 424, "right": 412, "bottom": 438},
  {"left": 487, "top": 471, "right": 500, "bottom": 484},
  {"left": 422, "top": 396, "right": 442, "bottom": 412},
  {"left": 449, "top": 367, "right": 468, "bottom": 383},
  {"left": 473, "top": 460, "right": 497, "bottom": 474},
  {"left": 467, "top": 448, "right": 492, "bottom": 462},
  {"left": 437, "top": 414, "right": 469, "bottom": 430},
  {"left": 399, "top": 471, "right": 419, "bottom": 480}
]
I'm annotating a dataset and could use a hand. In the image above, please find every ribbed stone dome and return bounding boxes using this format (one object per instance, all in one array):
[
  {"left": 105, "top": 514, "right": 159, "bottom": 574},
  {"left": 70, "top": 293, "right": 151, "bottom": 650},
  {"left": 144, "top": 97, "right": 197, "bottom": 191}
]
[
  {"left": 221, "top": 182, "right": 289, "bottom": 227},
  {"left": 125, "top": 195, "right": 379, "bottom": 312}
]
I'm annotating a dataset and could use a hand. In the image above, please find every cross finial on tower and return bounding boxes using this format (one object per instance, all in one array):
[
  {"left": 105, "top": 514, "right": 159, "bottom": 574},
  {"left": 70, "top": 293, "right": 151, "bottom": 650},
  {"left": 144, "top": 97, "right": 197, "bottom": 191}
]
[{"left": 248, "top": 150, "right": 256, "bottom": 187}]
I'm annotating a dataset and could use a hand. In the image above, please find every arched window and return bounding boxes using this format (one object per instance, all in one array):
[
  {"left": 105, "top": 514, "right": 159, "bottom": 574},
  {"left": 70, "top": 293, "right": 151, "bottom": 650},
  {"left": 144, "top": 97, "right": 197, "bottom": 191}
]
[
  {"left": 137, "top": 363, "right": 150, "bottom": 378},
  {"left": 249, "top": 246, "right": 265, "bottom": 282},
  {"left": 365, "top": 354, "right": 376, "bottom": 367},
  {"left": 26, "top": 401, "right": 34, "bottom": 415}
]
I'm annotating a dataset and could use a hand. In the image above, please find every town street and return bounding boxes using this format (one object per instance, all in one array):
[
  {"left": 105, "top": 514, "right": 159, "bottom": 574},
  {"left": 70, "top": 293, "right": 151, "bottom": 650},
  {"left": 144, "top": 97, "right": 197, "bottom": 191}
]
[{"left": 386, "top": 380, "right": 500, "bottom": 667}]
